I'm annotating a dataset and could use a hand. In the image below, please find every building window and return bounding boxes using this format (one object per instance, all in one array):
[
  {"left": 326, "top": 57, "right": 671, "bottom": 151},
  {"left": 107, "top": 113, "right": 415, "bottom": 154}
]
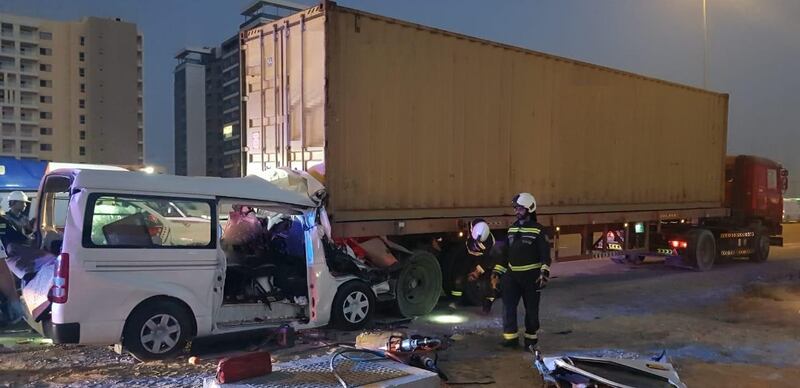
[
  {"left": 80, "top": 83, "right": 85, "bottom": 93},
  {"left": 79, "top": 52, "right": 85, "bottom": 62},
  {"left": 80, "top": 36, "right": 85, "bottom": 46},
  {"left": 40, "top": 95, "right": 52, "bottom": 103},
  {"left": 39, "top": 63, "right": 51, "bottom": 72},
  {"left": 40, "top": 143, "right": 52, "bottom": 151},
  {"left": 40, "top": 127, "right": 53, "bottom": 135},
  {"left": 80, "top": 130, "right": 86, "bottom": 140},
  {"left": 39, "top": 31, "right": 52, "bottom": 40},
  {"left": 39, "top": 79, "right": 52, "bottom": 88},
  {"left": 79, "top": 146, "right": 86, "bottom": 156},
  {"left": 79, "top": 115, "right": 85, "bottom": 124},
  {"left": 223, "top": 124, "right": 234, "bottom": 139},
  {"left": 39, "top": 111, "right": 52, "bottom": 119},
  {"left": 39, "top": 47, "right": 52, "bottom": 56},
  {"left": 79, "top": 99, "right": 85, "bottom": 109},
  {"left": 79, "top": 68, "right": 85, "bottom": 77}
]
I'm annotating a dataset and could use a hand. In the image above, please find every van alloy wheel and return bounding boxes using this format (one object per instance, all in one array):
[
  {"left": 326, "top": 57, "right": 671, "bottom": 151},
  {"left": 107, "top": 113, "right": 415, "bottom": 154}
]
[
  {"left": 140, "top": 314, "right": 181, "bottom": 354},
  {"left": 342, "top": 291, "right": 370, "bottom": 324}
]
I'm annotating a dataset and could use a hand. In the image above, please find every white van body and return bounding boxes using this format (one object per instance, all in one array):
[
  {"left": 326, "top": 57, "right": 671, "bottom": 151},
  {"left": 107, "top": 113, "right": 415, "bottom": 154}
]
[{"left": 22, "top": 169, "right": 378, "bottom": 359}]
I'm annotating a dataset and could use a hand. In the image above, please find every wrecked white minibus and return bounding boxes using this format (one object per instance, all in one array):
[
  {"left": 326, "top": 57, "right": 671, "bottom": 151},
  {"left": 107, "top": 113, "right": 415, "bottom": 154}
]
[{"left": 21, "top": 168, "right": 440, "bottom": 360}]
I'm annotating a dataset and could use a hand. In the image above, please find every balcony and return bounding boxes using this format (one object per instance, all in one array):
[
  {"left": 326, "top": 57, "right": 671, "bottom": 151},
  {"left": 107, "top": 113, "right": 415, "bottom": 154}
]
[
  {"left": 18, "top": 27, "right": 38, "bottom": 42},
  {"left": 0, "top": 58, "right": 15, "bottom": 71},
  {"left": 1, "top": 107, "right": 14, "bottom": 121},
  {"left": 19, "top": 98, "right": 38, "bottom": 108},
  {"left": 2, "top": 139, "right": 16, "bottom": 153},
  {"left": 2, "top": 123, "right": 15, "bottom": 137},
  {"left": 19, "top": 42, "right": 38, "bottom": 56},
  {"left": 0, "top": 40, "right": 15, "bottom": 55},
  {"left": 19, "top": 125, "right": 35, "bottom": 138},
  {"left": 20, "top": 140, "right": 37, "bottom": 155},
  {"left": 19, "top": 81, "right": 37, "bottom": 91},
  {"left": 0, "top": 24, "right": 13, "bottom": 38}
]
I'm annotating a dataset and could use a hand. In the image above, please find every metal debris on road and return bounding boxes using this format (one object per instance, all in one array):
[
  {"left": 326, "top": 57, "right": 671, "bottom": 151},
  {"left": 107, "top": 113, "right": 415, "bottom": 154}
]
[{"left": 534, "top": 350, "right": 686, "bottom": 388}]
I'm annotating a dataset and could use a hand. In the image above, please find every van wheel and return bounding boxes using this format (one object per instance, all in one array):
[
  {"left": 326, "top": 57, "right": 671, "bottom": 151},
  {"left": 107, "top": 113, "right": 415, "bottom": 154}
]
[
  {"left": 330, "top": 281, "right": 375, "bottom": 331},
  {"left": 123, "top": 300, "right": 192, "bottom": 361},
  {"left": 749, "top": 233, "right": 770, "bottom": 262},
  {"left": 686, "top": 229, "right": 716, "bottom": 271}
]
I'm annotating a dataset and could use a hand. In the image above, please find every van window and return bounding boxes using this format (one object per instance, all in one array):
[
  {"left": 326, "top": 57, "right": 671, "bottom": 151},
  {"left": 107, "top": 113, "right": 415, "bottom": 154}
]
[{"left": 84, "top": 194, "right": 214, "bottom": 248}]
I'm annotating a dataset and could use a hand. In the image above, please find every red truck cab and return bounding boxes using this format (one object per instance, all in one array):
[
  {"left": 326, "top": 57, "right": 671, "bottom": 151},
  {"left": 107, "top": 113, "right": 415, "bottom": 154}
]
[{"left": 724, "top": 155, "right": 788, "bottom": 237}]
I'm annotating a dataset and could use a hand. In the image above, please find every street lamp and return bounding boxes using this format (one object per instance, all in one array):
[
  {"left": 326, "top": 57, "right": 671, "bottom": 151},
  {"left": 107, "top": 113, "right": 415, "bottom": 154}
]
[{"left": 702, "top": 0, "right": 709, "bottom": 88}]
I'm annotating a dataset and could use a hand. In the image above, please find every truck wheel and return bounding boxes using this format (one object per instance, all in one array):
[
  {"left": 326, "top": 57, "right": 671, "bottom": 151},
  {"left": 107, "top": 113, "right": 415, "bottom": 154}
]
[
  {"left": 687, "top": 229, "right": 716, "bottom": 271},
  {"left": 749, "top": 233, "right": 770, "bottom": 262},
  {"left": 330, "top": 280, "right": 376, "bottom": 331},
  {"left": 123, "top": 299, "right": 193, "bottom": 361},
  {"left": 396, "top": 251, "right": 442, "bottom": 317}
]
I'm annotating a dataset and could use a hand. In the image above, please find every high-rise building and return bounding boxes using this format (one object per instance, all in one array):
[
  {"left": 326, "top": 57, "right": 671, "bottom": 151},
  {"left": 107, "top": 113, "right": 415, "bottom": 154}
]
[
  {"left": 174, "top": 37, "right": 241, "bottom": 177},
  {"left": 173, "top": 0, "right": 303, "bottom": 177},
  {"left": 0, "top": 13, "right": 143, "bottom": 164}
]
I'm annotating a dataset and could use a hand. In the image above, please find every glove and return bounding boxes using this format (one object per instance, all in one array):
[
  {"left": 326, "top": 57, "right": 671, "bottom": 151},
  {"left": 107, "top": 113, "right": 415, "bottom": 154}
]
[
  {"left": 536, "top": 269, "right": 550, "bottom": 289},
  {"left": 490, "top": 273, "right": 500, "bottom": 290}
]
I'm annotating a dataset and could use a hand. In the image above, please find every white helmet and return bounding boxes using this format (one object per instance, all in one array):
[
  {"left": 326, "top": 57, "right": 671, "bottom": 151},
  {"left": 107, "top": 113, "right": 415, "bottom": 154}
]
[
  {"left": 7, "top": 191, "right": 30, "bottom": 203},
  {"left": 467, "top": 219, "right": 495, "bottom": 256},
  {"left": 512, "top": 192, "right": 536, "bottom": 212},
  {"left": 470, "top": 220, "right": 491, "bottom": 242}
]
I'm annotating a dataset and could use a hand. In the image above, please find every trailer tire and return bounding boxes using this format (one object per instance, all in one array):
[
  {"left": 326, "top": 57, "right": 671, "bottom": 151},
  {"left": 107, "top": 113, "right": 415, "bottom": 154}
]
[
  {"left": 749, "top": 233, "right": 770, "bottom": 263},
  {"left": 396, "top": 251, "right": 442, "bottom": 317},
  {"left": 687, "top": 229, "right": 716, "bottom": 271}
]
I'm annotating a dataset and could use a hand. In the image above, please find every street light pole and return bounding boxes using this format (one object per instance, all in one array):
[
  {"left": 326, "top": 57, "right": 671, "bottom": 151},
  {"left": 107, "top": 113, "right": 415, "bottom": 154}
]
[{"left": 702, "top": 0, "right": 709, "bottom": 89}]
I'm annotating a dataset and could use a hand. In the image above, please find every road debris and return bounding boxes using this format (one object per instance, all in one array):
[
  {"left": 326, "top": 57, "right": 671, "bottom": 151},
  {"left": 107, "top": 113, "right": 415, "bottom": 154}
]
[{"left": 534, "top": 350, "right": 686, "bottom": 388}]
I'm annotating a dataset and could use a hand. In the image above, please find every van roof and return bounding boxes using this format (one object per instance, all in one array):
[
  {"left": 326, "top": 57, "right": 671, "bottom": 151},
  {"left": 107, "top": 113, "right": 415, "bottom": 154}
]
[{"left": 62, "top": 169, "right": 316, "bottom": 208}]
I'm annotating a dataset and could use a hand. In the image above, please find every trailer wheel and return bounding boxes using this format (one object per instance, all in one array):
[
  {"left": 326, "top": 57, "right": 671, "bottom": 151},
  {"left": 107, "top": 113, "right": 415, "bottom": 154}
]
[
  {"left": 749, "top": 233, "right": 770, "bottom": 262},
  {"left": 687, "top": 229, "right": 716, "bottom": 271},
  {"left": 396, "top": 251, "right": 442, "bottom": 317}
]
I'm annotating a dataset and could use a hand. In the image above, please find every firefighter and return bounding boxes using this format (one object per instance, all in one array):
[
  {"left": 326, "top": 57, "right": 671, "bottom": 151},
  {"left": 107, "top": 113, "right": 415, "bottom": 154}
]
[
  {"left": 445, "top": 219, "right": 496, "bottom": 309},
  {"left": 493, "top": 192, "right": 551, "bottom": 350},
  {"left": 0, "top": 191, "right": 32, "bottom": 325}
]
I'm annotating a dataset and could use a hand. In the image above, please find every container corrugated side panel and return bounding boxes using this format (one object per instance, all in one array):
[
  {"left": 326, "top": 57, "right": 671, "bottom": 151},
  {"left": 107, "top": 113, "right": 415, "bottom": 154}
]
[
  {"left": 242, "top": 6, "right": 326, "bottom": 173},
  {"left": 325, "top": 6, "right": 727, "bottom": 222}
]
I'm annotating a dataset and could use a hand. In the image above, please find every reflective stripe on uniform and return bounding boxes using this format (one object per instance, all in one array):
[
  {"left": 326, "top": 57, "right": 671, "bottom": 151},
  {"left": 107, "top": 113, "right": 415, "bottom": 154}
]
[
  {"left": 524, "top": 333, "right": 538, "bottom": 340},
  {"left": 503, "top": 332, "right": 519, "bottom": 340},
  {"left": 508, "top": 227, "right": 541, "bottom": 234},
  {"left": 541, "top": 264, "right": 550, "bottom": 272},
  {"left": 493, "top": 264, "right": 507, "bottom": 273},
  {"left": 509, "top": 263, "right": 543, "bottom": 272},
  {"left": 450, "top": 291, "right": 463, "bottom": 297}
]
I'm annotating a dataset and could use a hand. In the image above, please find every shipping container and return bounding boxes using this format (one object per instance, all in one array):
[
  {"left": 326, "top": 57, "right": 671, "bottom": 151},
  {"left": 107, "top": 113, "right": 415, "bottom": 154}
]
[
  {"left": 242, "top": 3, "right": 786, "bottom": 275},
  {"left": 242, "top": 3, "right": 729, "bottom": 236}
]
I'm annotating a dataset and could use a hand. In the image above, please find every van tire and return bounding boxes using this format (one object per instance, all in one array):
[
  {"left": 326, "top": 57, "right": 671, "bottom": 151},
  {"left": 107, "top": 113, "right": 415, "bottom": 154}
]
[
  {"left": 123, "top": 299, "right": 192, "bottom": 361},
  {"left": 330, "top": 281, "right": 375, "bottom": 331}
]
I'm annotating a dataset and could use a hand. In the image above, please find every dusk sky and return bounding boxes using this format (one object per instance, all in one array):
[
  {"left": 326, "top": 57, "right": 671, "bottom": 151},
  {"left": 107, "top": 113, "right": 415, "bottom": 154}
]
[{"left": 2, "top": 0, "right": 799, "bottom": 194}]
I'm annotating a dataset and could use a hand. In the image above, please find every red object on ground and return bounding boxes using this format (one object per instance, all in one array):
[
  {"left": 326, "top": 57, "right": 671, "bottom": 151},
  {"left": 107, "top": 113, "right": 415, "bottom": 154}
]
[{"left": 216, "top": 351, "right": 272, "bottom": 384}]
